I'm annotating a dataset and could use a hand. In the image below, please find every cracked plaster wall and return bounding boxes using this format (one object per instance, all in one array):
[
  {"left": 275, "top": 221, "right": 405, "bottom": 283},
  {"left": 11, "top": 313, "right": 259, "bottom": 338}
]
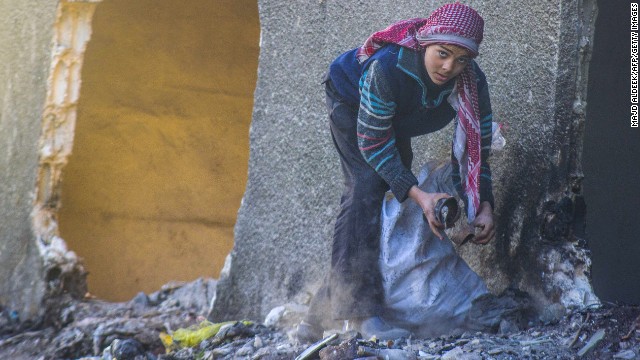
[
  {"left": 212, "top": 0, "right": 600, "bottom": 322},
  {"left": 0, "top": 0, "right": 98, "bottom": 321}
]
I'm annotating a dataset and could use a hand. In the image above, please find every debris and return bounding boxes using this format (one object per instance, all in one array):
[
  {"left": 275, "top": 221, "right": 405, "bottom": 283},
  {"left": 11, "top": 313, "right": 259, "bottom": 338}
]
[
  {"left": 465, "top": 288, "right": 536, "bottom": 333},
  {"left": 111, "top": 338, "right": 145, "bottom": 359},
  {"left": 295, "top": 332, "right": 338, "bottom": 360},
  {"left": 91, "top": 319, "right": 151, "bottom": 355},
  {"left": 214, "top": 321, "right": 256, "bottom": 342},
  {"left": 210, "top": 344, "right": 233, "bottom": 357},
  {"left": 253, "top": 335, "right": 264, "bottom": 349},
  {"left": 357, "top": 345, "right": 417, "bottom": 360},
  {"left": 613, "top": 349, "right": 637, "bottom": 359},
  {"left": 441, "top": 346, "right": 463, "bottom": 360},
  {"left": 577, "top": 328, "right": 605, "bottom": 357},
  {"left": 539, "top": 303, "right": 566, "bottom": 325},
  {"left": 319, "top": 336, "right": 358, "bottom": 360},
  {"left": 417, "top": 353, "right": 439, "bottom": 360},
  {"left": 622, "top": 314, "right": 640, "bottom": 341},
  {"left": 498, "top": 319, "right": 520, "bottom": 334},
  {"left": 251, "top": 346, "right": 272, "bottom": 359},
  {"left": 235, "top": 341, "right": 254, "bottom": 356},
  {"left": 568, "top": 313, "right": 590, "bottom": 348},
  {"left": 160, "top": 320, "right": 252, "bottom": 351},
  {"left": 152, "top": 278, "right": 217, "bottom": 316},
  {"left": 519, "top": 336, "right": 554, "bottom": 346},
  {"left": 264, "top": 306, "right": 287, "bottom": 328},
  {"left": 1, "top": 282, "right": 638, "bottom": 360},
  {"left": 264, "top": 303, "right": 308, "bottom": 329},
  {"left": 132, "top": 292, "right": 151, "bottom": 309}
]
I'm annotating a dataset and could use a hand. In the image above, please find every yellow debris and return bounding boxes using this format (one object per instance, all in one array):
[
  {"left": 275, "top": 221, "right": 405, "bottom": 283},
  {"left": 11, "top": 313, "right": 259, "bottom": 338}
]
[{"left": 160, "top": 320, "right": 253, "bottom": 352}]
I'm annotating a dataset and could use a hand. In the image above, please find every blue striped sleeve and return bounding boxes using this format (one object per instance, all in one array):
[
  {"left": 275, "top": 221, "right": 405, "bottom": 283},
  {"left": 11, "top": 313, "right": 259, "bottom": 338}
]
[{"left": 357, "top": 60, "right": 417, "bottom": 201}]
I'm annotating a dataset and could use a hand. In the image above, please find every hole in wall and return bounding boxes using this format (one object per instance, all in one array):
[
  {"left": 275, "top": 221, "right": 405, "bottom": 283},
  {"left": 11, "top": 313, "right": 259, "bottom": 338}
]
[
  {"left": 57, "top": 0, "right": 260, "bottom": 301},
  {"left": 583, "top": 0, "right": 640, "bottom": 305}
]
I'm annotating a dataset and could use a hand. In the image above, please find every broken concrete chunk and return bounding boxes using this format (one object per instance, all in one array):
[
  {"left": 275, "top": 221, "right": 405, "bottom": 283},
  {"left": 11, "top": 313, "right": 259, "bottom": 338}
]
[
  {"left": 149, "top": 278, "right": 216, "bottom": 316},
  {"left": 441, "top": 346, "right": 464, "bottom": 360},
  {"left": 613, "top": 349, "right": 637, "bottom": 359},
  {"left": 264, "top": 303, "right": 308, "bottom": 330},
  {"left": 209, "top": 344, "right": 234, "bottom": 357},
  {"left": 111, "top": 338, "right": 145, "bottom": 359},
  {"left": 235, "top": 341, "right": 255, "bottom": 356},
  {"left": 319, "top": 337, "right": 358, "bottom": 360},
  {"left": 577, "top": 328, "right": 605, "bottom": 357},
  {"left": 253, "top": 335, "right": 264, "bottom": 349}
]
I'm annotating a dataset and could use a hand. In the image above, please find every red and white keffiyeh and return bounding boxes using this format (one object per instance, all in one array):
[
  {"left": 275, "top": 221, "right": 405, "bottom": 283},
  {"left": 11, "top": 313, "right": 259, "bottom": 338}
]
[{"left": 356, "top": 3, "right": 485, "bottom": 221}]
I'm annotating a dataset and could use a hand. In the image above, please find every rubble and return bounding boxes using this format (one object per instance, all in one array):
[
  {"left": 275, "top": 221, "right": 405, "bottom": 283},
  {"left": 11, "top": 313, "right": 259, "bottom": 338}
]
[
  {"left": 0, "top": 278, "right": 638, "bottom": 360},
  {"left": 577, "top": 328, "right": 605, "bottom": 357}
]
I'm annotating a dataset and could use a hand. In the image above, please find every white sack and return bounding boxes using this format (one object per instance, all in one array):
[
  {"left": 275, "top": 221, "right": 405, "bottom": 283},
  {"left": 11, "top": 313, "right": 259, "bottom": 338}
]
[{"left": 379, "top": 161, "right": 489, "bottom": 337}]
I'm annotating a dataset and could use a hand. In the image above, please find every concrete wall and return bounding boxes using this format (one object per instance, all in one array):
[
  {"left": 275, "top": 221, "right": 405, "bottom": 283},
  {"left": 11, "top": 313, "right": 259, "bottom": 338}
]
[
  {"left": 212, "top": 0, "right": 599, "bottom": 322},
  {"left": 0, "top": 0, "right": 59, "bottom": 320}
]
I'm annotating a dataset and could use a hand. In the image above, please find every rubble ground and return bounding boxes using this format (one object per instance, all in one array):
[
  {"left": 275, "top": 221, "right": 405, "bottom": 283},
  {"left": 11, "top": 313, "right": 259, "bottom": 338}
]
[{"left": 0, "top": 281, "right": 638, "bottom": 360}]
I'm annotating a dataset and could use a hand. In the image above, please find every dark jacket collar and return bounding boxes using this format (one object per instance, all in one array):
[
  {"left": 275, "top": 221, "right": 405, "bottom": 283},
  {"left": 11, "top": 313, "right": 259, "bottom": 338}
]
[{"left": 396, "top": 47, "right": 454, "bottom": 108}]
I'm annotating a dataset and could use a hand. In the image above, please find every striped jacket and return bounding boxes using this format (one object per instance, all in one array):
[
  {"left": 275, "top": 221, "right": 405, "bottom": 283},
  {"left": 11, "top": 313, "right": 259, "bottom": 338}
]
[{"left": 328, "top": 44, "right": 494, "bottom": 207}]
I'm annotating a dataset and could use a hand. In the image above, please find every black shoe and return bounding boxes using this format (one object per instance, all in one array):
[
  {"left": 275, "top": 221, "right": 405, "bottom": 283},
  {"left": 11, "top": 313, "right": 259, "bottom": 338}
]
[{"left": 295, "top": 320, "right": 324, "bottom": 343}]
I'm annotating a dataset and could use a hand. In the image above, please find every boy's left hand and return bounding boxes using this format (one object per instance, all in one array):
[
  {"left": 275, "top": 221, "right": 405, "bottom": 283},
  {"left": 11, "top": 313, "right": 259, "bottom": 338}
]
[{"left": 472, "top": 201, "right": 495, "bottom": 244}]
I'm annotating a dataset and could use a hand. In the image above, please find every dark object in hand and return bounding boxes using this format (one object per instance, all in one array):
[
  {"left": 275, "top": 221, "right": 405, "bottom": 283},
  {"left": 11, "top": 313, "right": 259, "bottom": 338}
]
[{"left": 434, "top": 197, "right": 460, "bottom": 228}]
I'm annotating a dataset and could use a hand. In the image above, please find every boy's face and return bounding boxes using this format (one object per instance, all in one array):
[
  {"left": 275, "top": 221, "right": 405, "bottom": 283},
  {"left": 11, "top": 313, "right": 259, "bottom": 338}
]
[{"left": 423, "top": 44, "right": 471, "bottom": 85}]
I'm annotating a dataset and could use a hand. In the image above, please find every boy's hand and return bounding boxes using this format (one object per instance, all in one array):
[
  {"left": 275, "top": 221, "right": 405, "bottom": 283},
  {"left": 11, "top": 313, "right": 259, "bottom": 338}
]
[
  {"left": 408, "top": 185, "right": 450, "bottom": 240},
  {"left": 472, "top": 201, "right": 495, "bottom": 244}
]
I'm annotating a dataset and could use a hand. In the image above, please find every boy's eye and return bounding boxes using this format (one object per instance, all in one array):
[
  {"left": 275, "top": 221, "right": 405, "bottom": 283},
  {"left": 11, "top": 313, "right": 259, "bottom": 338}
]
[
  {"left": 438, "top": 50, "right": 448, "bottom": 57},
  {"left": 457, "top": 58, "right": 469, "bottom": 64}
]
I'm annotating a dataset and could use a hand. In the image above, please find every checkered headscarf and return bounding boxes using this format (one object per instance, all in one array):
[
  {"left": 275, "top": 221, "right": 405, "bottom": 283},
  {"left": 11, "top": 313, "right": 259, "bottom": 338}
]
[{"left": 356, "top": 3, "right": 485, "bottom": 222}]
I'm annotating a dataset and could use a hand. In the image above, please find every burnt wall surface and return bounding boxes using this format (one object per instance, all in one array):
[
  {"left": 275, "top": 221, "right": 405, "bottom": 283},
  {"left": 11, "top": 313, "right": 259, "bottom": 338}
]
[
  {"left": 212, "top": 0, "right": 600, "bottom": 322},
  {"left": 0, "top": 1, "right": 58, "bottom": 320},
  {"left": 583, "top": 0, "right": 640, "bottom": 305}
]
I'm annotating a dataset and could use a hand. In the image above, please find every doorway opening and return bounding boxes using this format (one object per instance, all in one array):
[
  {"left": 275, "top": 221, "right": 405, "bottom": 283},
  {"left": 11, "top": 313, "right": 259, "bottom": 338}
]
[{"left": 58, "top": 0, "right": 260, "bottom": 301}]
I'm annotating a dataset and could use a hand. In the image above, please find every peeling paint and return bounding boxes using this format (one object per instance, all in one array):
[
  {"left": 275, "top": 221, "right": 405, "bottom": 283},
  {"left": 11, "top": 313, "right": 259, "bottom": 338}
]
[{"left": 31, "top": 0, "right": 101, "bottom": 300}]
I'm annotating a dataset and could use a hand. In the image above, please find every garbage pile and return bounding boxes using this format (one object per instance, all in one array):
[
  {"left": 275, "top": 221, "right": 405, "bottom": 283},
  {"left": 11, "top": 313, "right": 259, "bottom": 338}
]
[{"left": 0, "top": 279, "right": 638, "bottom": 359}]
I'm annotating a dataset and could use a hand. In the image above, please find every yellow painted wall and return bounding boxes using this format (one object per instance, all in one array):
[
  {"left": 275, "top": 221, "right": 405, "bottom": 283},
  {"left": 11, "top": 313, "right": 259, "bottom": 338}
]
[{"left": 58, "top": 0, "right": 259, "bottom": 301}]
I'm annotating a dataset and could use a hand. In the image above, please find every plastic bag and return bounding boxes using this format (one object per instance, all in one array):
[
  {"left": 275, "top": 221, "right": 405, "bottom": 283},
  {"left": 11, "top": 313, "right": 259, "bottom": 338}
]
[
  {"left": 491, "top": 121, "right": 506, "bottom": 151},
  {"left": 160, "top": 320, "right": 252, "bottom": 351},
  {"left": 379, "top": 161, "right": 489, "bottom": 337}
]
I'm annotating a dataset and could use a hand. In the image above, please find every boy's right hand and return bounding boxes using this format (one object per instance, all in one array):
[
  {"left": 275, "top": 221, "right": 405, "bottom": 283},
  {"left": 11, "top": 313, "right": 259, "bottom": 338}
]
[{"left": 408, "top": 185, "right": 450, "bottom": 240}]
